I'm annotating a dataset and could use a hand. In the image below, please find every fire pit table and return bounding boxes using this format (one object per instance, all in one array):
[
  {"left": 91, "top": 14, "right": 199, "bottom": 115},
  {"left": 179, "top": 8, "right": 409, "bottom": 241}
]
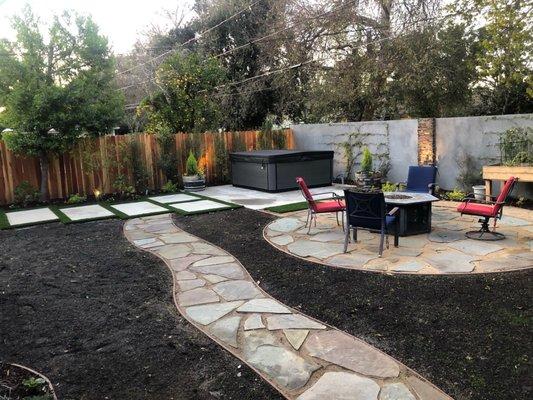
[{"left": 383, "top": 191, "right": 439, "bottom": 236}]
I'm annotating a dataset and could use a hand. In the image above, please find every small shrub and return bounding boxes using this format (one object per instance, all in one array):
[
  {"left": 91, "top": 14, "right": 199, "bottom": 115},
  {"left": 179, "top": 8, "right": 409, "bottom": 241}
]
[
  {"left": 500, "top": 127, "right": 532, "bottom": 166},
  {"left": 14, "top": 181, "right": 40, "bottom": 207},
  {"left": 381, "top": 181, "right": 397, "bottom": 192},
  {"left": 161, "top": 180, "right": 178, "bottom": 193},
  {"left": 113, "top": 174, "right": 137, "bottom": 199},
  {"left": 445, "top": 188, "right": 466, "bottom": 201},
  {"left": 360, "top": 147, "right": 373, "bottom": 174},
  {"left": 22, "top": 377, "right": 46, "bottom": 389},
  {"left": 185, "top": 151, "right": 199, "bottom": 176},
  {"left": 66, "top": 193, "right": 87, "bottom": 205}
]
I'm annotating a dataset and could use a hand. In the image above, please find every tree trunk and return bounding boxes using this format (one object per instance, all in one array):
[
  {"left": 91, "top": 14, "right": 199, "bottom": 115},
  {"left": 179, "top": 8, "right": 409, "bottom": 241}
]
[{"left": 39, "top": 152, "right": 50, "bottom": 201}]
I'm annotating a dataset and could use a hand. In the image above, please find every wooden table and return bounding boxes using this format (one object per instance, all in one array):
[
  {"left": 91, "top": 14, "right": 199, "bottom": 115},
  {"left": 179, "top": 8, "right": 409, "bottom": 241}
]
[{"left": 483, "top": 165, "right": 533, "bottom": 197}]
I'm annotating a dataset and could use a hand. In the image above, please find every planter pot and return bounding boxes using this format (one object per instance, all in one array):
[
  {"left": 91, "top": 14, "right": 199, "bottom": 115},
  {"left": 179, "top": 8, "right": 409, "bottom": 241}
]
[
  {"left": 356, "top": 171, "right": 381, "bottom": 189},
  {"left": 472, "top": 185, "right": 486, "bottom": 200},
  {"left": 182, "top": 175, "right": 206, "bottom": 191}
]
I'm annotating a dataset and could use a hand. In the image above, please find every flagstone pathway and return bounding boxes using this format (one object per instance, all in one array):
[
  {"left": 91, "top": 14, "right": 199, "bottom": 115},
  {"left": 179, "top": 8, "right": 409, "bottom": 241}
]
[
  {"left": 264, "top": 204, "right": 532, "bottom": 274},
  {"left": 124, "top": 214, "right": 452, "bottom": 400}
]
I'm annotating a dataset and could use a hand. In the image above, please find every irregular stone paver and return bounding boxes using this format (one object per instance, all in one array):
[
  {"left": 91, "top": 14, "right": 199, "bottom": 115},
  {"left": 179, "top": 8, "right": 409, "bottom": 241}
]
[
  {"left": 448, "top": 239, "right": 503, "bottom": 256},
  {"left": 477, "top": 256, "right": 532, "bottom": 272},
  {"left": 237, "top": 299, "right": 291, "bottom": 314},
  {"left": 303, "top": 330, "right": 400, "bottom": 378},
  {"left": 499, "top": 216, "right": 530, "bottom": 226},
  {"left": 270, "top": 235, "right": 295, "bottom": 246},
  {"left": 288, "top": 240, "right": 345, "bottom": 259},
  {"left": 379, "top": 382, "right": 416, "bottom": 400},
  {"left": 327, "top": 252, "right": 378, "bottom": 268},
  {"left": 124, "top": 214, "right": 451, "bottom": 399},
  {"left": 407, "top": 375, "right": 450, "bottom": 400},
  {"left": 111, "top": 201, "right": 168, "bottom": 216},
  {"left": 423, "top": 250, "right": 475, "bottom": 273},
  {"left": 297, "top": 371, "right": 380, "bottom": 400},
  {"left": 245, "top": 345, "right": 319, "bottom": 390},
  {"left": 428, "top": 230, "right": 464, "bottom": 243},
  {"left": 268, "top": 217, "right": 305, "bottom": 232},
  {"left": 310, "top": 231, "right": 346, "bottom": 242},
  {"left": 6, "top": 207, "right": 59, "bottom": 226},
  {"left": 243, "top": 314, "right": 265, "bottom": 330},
  {"left": 209, "top": 315, "right": 241, "bottom": 347},
  {"left": 391, "top": 260, "right": 427, "bottom": 273},
  {"left": 284, "top": 330, "right": 308, "bottom": 350},
  {"left": 267, "top": 314, "right": 326, "bottom": 330},
  {"left": 178, "top": 287, "right": 219, "bottom": 306},
  {"left": 60, "top": 204, "right": 115, "bottom": 221},
  {"left": 213, "top": 280, "right": 263, "bottom": 301}
]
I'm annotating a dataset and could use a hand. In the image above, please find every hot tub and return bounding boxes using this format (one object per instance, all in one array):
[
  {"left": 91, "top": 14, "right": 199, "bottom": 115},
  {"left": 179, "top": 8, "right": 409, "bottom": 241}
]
[{"left": 229, "top": 150, "right": 334, "bottom": 192}]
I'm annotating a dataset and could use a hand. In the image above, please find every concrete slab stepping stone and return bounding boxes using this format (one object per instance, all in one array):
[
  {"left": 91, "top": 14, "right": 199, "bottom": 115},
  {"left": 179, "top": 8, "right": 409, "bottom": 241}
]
[
  {"left": 407, "top": 376, "right": 451, "bottom": 400},
  {"left": 159, "top": 232, "right": 197, "bottom": 243},
  {"left": 155, "top": 244, "right": 191, "bottom": 259},
  {"left": 268, "top": 217, "right": 304, "bottom": 232},
  {"left": 423, "top": 250, "right": 475, "bottom": 273},
  {"left": 185, "top": 301, "right": 244, "bottom": 325},
  {"left": 266, "top": 314, "right": 326, "bottom": 330},
  {"left": 169, "top": 254, "right": 210, "bottom": 271},
  {"left": 111, "top": 201, "right": 168, "bottom": 216},
  {"left": 448, "top": 239, "right": 503, "bottom": 256},
  {"left": 208, "top": 315, "right": 241, "bottom": 347},
  {"left": 327, "top": 252, "right": 378, "bottom": 268},
  {"left": 178, "top": 287, "right": 219, "bottom": 306},
  {"left": 190, "top": 242, "right": 226, "bottom": 255},
  {"left": 192, "top": 256, "right": 235, "bottom": 267},
  {"left": 270, "top": 235, "right": 294, "bottom": 246},
  {"left": 178, "top": 279, "right": 205, "bottom": 291},
  {"left": 288, "top": 240, "right": 345, "bottom": 259},
  {"left": 296, "top": 371, "right": 380, "bottom": 400},
  {"left": 175, "top": 271, "right": 196, "bottom": 280},
  {"left": 391, "top": 260, "right": 427, "bottom": 273},
  {"left": 237, "top": 299, "right": 291, "bottom": 314},
  {"left": 428, "top": 230, "right": 464, "bottom": 243},
  {"left": 379, "top": 382, "right": 416, "bottom": 400},
  {"left": 6, "top": 207, "right": 58, "bottom": 226},
  {"left": 244, "top": 314, "right": 265, "bottom": 330},
  {"left": 202, "top": 274, "right": 228, "bottom": 283},
  {"left": 60, "top": 204, "right": 115, "bottom": 221},
  {"left": 245, "top": 345, "right": 319, "bottom": 390},
  {"left": 169, "top": 200, "right": 230, "bottom": 213},
  {"left": 303, "top": 330, "right": 400, "bottom": 378},
  {"left": 283, "top": 330, "right": 308, "bottom": 350},
  {"left": 149, "top": 193, "right": 199, "bottom": 204},
  {"left": 213, "top": 280, "right": 263, "bottom": 301},
  {"left": 190, "top": 263, "right": 245, "bottom": 279}
]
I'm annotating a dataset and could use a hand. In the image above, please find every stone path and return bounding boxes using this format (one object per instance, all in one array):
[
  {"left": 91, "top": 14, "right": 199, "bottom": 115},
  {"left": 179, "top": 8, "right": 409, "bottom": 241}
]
[
  {"left": 124, "top": 214, "right": 452, "bottom": 400},
  {"left": 264, "top": 203, "right": 532, "bottom": 274}
]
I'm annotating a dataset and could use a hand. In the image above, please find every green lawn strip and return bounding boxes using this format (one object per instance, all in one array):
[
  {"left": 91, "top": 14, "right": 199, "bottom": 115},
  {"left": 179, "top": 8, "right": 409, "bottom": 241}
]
[
  {"left": 0, "top": 209, "right": 9, "bottom": 229},
  {"left": 265, "top": 201, "right": 309, "bottom": 213},
  {"left": 48, "top": 205, "right": 72, "bottom": 224}
]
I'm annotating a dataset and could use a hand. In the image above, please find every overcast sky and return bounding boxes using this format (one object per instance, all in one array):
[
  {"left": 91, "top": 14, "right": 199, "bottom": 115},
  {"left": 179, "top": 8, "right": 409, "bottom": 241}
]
[{"left": 0, "top": 0, "right": 195, "bottom": 54}]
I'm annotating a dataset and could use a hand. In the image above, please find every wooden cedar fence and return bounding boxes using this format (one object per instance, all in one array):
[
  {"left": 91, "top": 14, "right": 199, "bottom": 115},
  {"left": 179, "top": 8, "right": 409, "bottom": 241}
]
[{"left": 0, "top": 129, "right": 294, "bottom": 205}]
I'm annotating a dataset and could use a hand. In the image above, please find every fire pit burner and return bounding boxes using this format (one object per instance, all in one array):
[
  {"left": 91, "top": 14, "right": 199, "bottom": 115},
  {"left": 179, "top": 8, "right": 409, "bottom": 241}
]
[{"left": 385, "top": 194, "right": 413, "bottom": 200}]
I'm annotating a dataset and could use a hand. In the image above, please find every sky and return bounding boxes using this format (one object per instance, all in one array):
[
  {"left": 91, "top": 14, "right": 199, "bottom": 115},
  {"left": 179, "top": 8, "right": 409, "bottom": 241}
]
[{"left": 0, "top": 0, "right": 195, "bottom": 54}]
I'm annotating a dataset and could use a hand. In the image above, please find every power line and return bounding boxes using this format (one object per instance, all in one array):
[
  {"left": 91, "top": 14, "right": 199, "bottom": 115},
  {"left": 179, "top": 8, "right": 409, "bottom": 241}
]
[{"left": 116, "top": 0, "right": 265, "bottom": 77}]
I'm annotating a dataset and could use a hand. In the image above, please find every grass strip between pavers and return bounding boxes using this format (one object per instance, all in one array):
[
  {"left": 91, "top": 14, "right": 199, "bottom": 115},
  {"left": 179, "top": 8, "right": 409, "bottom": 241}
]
[
  {"left": 0, "top": 209, "right": 9, "bottom": 229},
  {"left": 265, "top": 201, "right": 309, "bottom": 213}
]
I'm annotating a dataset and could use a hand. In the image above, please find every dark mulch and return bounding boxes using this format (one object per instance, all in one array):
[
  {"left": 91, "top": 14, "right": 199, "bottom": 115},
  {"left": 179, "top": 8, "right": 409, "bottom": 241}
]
[
  {"left": 175, "top": 208, "right": 533, "bottom": 400},
  {"left": 0, "top": 220, "right": 282, "bottom": 400}
]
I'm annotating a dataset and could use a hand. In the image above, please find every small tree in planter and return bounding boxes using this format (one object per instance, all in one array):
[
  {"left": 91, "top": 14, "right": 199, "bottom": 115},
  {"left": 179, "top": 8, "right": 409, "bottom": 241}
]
[{"left": 182, "top": 151, "right": 206, "bottom": 191}]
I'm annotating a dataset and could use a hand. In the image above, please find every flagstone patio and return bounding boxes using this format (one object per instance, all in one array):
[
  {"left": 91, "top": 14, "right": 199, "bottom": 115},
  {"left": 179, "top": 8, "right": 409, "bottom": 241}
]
[
  {"left": 124, "top": 214, "right": 452, "bottom": 400},
  {"left": 264, "top": 203, "right": 532, "bottom": 274}
]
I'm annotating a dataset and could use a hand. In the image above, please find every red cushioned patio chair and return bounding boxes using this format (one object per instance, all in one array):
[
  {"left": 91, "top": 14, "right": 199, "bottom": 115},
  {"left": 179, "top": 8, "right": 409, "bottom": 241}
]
[
  {"left": 296, "top": 177, "right": 345, "bottom": 234},
  {"left": 457, "top": 176, "right": 517, "bottom": 241}
]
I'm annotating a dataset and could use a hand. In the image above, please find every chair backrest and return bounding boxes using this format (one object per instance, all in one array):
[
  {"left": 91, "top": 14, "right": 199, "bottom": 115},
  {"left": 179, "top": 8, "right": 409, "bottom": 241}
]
[
  {"left": 344, "top": 190, "right": 386, "bottom": 231},
  {"left": 406, "top": 166, "right": 437, "bottom": 193},
  {"left": 296, "top": 177, "right": 317, "bottom": 211},
  {"left": 494, "top": 176, "right": 516, "bottom": 213}
]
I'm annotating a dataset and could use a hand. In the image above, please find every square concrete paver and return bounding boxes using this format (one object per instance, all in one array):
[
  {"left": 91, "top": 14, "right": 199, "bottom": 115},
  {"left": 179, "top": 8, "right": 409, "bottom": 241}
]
[
  {"left": 149, "top": 193, "right": 199, "bottom": 204},
  {"left": 6, "top": 207, "right": 58, "bottom": 226},
  {"left": 169, "top": 200, "right": 230, "bottom": 213},
  {"left": 60, "top": 204, "right": 115, "bottom": 221},
  {"left": 111, "top": 201, "right": 169, "bottom": 216}
]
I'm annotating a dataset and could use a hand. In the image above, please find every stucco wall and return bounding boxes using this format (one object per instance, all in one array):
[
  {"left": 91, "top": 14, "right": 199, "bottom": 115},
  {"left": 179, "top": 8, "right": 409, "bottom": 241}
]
[{"left": 290, "top": 120, "right": 418, "bottom": 184}]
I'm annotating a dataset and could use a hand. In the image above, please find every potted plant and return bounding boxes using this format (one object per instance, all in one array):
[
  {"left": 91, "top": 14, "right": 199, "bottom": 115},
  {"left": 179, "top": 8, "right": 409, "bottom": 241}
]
[
  {"left": 356, "top": 147, "right": 377, "bottom": 188},
  {"left": 182, "top": 151, "right": 206, "bottom": 191}
]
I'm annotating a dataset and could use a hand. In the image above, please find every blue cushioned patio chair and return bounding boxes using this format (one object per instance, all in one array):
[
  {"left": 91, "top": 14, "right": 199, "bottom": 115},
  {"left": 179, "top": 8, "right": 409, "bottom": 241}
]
[
  {"left": 343, "top": 190, "right": 399, "bottom": 256},
  {"left": 400, "top": 165, "right": 438, "bottom": 194}
]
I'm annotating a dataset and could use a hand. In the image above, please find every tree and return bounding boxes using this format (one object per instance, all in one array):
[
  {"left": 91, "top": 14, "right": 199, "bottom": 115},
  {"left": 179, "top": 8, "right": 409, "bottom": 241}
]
[
  {"left": 138, "top": 52, "right": 226, "bottom": 133},
  {"left": 0, "top": 7, "right": 123, "bottom": 200}
]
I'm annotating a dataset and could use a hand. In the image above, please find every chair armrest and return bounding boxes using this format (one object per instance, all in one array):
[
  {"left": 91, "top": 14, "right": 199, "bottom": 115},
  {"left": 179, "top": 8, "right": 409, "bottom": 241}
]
[{"left": 388, "top": 207, "right": 400, "bottom": 216}]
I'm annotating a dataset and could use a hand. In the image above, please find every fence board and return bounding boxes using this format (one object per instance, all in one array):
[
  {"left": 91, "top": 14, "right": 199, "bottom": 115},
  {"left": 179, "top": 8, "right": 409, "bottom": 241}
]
[{"left": 0, "top": 129, "right": 293, "bottom": 205}]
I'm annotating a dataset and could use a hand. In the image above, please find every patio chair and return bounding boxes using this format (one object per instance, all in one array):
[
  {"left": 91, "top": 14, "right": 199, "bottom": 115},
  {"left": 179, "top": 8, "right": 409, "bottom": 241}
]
[
  {"left": 457, "top": 176, "right": 517, "bottom": 241},
  {"left": 399, "top": 166, "right": 438, "bottom": 194},
  {"left": 296, "top": 177, "right": 345, "bottom": 234},
  {"left": 343, "top": 190, "right": 399, "bottom": 256}
]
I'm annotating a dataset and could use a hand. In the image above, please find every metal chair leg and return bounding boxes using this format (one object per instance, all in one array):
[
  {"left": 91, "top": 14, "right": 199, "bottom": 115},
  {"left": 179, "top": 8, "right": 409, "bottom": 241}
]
[
  {"left": 379, "top": 231, "right": 384, "bottom": 256},
  {"left": 304, "top": 209, "right": 311, "bottom": 227},
  {"left": 343, "top": 226, "right": 350, "bottom": 252},
  {"left": 336, "top": 212, "right": 340, "bottom": 226}
]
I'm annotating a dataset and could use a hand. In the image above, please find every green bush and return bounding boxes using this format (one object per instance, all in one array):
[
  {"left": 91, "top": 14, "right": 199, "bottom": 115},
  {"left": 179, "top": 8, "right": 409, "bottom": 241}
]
[
  {"left": 381, "top": 181, "right": 397, "bottom": 192},
  {"left": 445, "top": 188, "right": 466, "bottom": 201},
  {"left": 185, "top": 151, "right": 199, "bottom": 176},
  {"left": 113, "top": 174, "right": 137, "bottom": 199},
  {"left": 360, "top": 147, "right": 373, "bottom": 174},
  {"left": 66, "top": 193, "right": 87, "bottom": 205},
  {"left": 161, "top": 180, "right": 178, "bottom": 193},
  {"left": 500, "top": 127, "right": 532, "bottom": 166},
  {"left": 14, "top": 181, "right": 40, "bottom": 207}
]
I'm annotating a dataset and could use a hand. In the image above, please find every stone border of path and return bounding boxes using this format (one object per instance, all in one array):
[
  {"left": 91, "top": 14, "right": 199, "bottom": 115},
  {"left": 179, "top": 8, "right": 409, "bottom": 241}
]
[
  {"left": 124, "top": 214, "right": 452, "bottom": 400},
  {"left": 263, "top": 203, "right": 532, "bottom": 276}
]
